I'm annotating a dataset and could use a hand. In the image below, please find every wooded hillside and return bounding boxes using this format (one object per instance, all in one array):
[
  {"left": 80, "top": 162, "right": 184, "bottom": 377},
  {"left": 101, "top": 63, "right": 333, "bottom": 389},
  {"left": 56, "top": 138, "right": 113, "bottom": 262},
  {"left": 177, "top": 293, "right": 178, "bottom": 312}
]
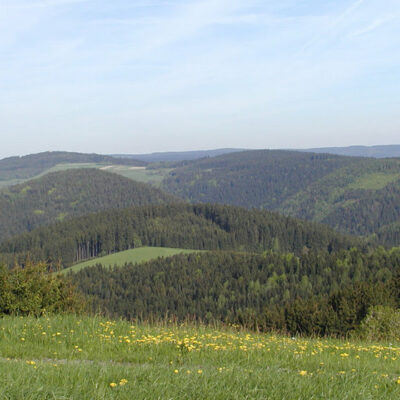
[
  {"left": 0, "top": 203, "right": 360, "bottom": 267},
  {"left": 72, "top": 247, "right": 400, "bottom": 335},
  {"left": 0, "top": 169, "right": 177, "bottom": 242}
]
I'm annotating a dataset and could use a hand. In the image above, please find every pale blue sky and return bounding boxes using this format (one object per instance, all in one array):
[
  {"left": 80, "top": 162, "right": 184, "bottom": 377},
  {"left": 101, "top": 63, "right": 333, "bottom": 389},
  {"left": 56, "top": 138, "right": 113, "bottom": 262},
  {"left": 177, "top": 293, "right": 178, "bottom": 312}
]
[{"left": 0, "top": 0, "right": 399, "bottom": 158}]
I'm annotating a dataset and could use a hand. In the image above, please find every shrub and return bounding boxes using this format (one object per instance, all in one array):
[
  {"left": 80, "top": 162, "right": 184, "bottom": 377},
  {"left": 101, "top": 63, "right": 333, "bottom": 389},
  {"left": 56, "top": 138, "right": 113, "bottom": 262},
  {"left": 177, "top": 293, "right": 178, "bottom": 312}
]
[
  {"left": 358, "top": 305, "right": 400, "bottom": 342},
  {"left": 0, "top": 262, "right": 85, "bottom": 316}
]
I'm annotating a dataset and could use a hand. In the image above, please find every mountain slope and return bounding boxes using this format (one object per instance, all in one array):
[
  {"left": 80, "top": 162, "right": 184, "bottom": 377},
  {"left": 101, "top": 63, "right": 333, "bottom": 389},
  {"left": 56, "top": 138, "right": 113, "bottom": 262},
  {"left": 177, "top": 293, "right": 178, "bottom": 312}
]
[
  {"left": 158, "top": 150, "right": 400, "bottom": 243},
  {"left": 0, "top": 203, "right": 361, "bottom": 267},
  {"left": 280, "top": 158, "right": 400, "bottom": 236},
  {"left": 0, "top": 169, "right": 177, "bottom": 243},
  {"left": 161, "top": 150, "right": 360, "bottom": 209}
]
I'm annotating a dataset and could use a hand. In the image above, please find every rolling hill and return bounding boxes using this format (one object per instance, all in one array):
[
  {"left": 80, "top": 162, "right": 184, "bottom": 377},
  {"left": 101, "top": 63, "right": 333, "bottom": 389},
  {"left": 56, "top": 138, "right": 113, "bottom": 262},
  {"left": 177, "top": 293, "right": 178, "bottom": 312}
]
[
  {"left": 160, "top": 150, "right": 361, "bottom": 209},
  {"left": 158, "top": 150, "right": 400, "bottom": 243},
  {"left": 3, "top": 149, "right": 400, "bottom": 244},
  {"left": 0, "top": 168, "right": 177, "bottom": 243},
  {"left": 0, "top": 203, "right": 360, "bottom": 268},
  {"left": 280, "top": 158, "right": 400, "bottom": 236},
  {"left": 0, "top": 151, "right": 146, "bottom": 188}
]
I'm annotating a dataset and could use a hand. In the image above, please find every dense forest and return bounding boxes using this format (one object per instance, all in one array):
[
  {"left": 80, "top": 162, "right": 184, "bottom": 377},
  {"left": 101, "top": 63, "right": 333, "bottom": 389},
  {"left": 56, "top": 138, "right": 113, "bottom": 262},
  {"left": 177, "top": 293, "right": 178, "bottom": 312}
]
[
  {"left": 72, "top": 247, "right": 400, "bottom": 336},
  {"left": 161, "top": 150, "right": 359, "bottom": 209},
  {"left": 0, "top": 151, "right": 145, "bottom": 182},
  {"left": 0, "top": 203, "right": 360, "bottom": 268},
  {"left": 0, "top": 169, "right": 177, "bottom": 243},
  {"left": 158, "top": 150, "right": 400, "bottom": 242},
  {"left": 282, "top": 158, "right": 400, "bottom": 236}
]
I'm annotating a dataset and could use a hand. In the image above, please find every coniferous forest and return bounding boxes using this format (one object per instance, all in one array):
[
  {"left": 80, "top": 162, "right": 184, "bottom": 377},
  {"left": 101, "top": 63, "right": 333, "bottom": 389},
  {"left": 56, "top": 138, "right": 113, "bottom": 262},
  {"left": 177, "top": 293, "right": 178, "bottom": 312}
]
[
  {"left": 72, "top": 247, "right": 400, "bottom": 336},
  {"left": 0, "top": 150, "right": 399, "bottom": 339}
]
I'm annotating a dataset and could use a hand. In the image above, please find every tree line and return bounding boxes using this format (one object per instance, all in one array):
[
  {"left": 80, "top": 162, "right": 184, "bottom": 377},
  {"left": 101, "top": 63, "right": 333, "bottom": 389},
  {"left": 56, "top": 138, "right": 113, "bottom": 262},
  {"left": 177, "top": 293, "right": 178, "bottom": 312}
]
[{"left": 0, "top": 203, "right": 361, "bottom": 268}]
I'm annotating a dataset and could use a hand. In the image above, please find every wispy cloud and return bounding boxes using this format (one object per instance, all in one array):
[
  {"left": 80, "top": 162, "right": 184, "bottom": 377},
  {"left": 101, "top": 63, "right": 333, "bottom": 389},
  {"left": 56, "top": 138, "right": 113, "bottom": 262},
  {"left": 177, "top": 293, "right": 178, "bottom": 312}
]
[
  {"left": 0, "top": 0, "right": 400, "bottom": 157},
  {"left": 352, "top": 13, "right": 399, "bottom": 36}
]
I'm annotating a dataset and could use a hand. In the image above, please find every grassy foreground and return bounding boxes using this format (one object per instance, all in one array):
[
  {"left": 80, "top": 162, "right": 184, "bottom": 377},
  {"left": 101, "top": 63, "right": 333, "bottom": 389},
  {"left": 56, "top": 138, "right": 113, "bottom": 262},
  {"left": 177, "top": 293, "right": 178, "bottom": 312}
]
[
  {"left": 0, "top": 315, "right": 399, "bottom": 399},
  {"left": 65, "top": 247, "right": 198, "bottom": 273}
]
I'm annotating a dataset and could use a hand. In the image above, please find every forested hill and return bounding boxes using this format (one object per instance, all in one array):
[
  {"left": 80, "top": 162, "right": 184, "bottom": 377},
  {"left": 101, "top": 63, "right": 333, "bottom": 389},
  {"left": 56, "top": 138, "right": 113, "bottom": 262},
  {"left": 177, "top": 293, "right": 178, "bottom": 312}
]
[
  {"left": 0, "top": 151, "right": 146, "bottom": 182},
  {"left": 73, "top": 248, "right": 400, "bottom": 335},
  {"left": 159, "top": 150, "right": 400, "bottom": 243},
  {"left": 279, "top": 158, "right": 400, "bottom": 238},
  {"left": 161, "top": 150, "right": 360, "bottom": 209},
  {"left": 0, "top": 203, "right": 361, "bottom": 268},
  {"left": 0, "top": 169, "right": 177, "bottom": 243}
]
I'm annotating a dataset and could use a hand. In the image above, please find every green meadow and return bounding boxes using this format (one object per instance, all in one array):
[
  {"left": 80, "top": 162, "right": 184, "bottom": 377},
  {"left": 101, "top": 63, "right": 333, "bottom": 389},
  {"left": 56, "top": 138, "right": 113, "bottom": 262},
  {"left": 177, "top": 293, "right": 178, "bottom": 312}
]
[
  {"left": 64, "top": 247, "right": 198, "bottom": 273},
  {"left": 0, "top": 314, "right": 399, "bottom": 399}
]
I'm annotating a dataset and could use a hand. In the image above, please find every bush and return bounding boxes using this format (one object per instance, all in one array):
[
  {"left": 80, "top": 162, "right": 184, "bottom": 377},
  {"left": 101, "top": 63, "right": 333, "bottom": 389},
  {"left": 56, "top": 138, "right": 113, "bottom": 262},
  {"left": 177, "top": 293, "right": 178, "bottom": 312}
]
[
  {"left": 358, "top": 305, "right": 400, "bottom": 342},
  {"left": 0, "top": 262, "right": 85, "bottom": 316}
]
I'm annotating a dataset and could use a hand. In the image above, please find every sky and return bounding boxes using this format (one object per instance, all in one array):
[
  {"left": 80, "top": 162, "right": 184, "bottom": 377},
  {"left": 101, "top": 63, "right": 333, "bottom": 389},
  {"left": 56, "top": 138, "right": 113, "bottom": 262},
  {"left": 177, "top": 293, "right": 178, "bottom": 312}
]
[{"left": 0, "top": 0, "right": 399, "bottom": 158}]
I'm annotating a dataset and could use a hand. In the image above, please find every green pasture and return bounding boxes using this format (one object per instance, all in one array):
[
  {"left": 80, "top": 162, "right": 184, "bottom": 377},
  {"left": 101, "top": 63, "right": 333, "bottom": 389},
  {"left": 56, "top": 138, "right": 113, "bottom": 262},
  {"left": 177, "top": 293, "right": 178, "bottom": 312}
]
[{"left": 64, "top": 247, "right": 198, "bottom": 273}]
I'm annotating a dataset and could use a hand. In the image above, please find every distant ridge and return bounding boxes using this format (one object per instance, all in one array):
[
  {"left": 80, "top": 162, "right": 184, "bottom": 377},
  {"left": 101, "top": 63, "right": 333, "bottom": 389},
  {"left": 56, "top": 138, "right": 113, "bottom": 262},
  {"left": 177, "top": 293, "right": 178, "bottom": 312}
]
[
  {"left": 111, "top": 148, "right": 247, "bottom": 163},
  {"left": 0, "top": 151, "right": 146, "bottom": 182},
  {"left": 299, "top": 145, "right": 400, "bottom": 158}
]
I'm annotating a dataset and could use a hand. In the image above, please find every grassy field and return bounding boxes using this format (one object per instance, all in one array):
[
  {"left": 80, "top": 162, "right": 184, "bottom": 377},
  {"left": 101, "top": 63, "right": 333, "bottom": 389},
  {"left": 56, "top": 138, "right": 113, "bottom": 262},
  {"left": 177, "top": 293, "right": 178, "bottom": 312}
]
[
  {"left": 0, "top": 314, "right": 399, "bottom": 399},
  {"left": 107, "top": 166, "right": 172, "bottom": 186},
  {"left": 64, "top": 247, "right": 198, "bottom": 273},
  {"left": 347, "top": 172, "right": 400, "bottom": 190}
]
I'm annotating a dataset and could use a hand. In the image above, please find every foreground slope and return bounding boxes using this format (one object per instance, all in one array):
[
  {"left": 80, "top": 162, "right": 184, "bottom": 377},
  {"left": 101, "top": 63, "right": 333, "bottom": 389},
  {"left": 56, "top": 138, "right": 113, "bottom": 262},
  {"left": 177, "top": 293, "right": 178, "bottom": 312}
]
[
  {"left": 0, "top": 315, "right": 399, "bottom": 399},
  {"left": 0, "top": 203, "right": 360, "bottom": 267},
  {"left": 0, "top": 169, "right": 177, "bottom": 243}
]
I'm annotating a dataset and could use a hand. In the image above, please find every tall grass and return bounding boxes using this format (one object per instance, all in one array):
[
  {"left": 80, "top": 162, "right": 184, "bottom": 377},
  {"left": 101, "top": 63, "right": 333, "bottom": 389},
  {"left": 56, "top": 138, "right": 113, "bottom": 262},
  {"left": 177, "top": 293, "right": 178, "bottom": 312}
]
[{"left": 0, "top": 314, "right": 399, "bottom": 399}]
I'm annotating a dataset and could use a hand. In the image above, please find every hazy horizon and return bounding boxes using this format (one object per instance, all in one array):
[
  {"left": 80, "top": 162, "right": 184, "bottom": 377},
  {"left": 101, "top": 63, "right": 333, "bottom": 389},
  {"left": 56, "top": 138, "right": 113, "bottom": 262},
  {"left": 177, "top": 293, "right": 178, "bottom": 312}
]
[{"left": 1, "top": 0, "right": 399, "bottom": 159}]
